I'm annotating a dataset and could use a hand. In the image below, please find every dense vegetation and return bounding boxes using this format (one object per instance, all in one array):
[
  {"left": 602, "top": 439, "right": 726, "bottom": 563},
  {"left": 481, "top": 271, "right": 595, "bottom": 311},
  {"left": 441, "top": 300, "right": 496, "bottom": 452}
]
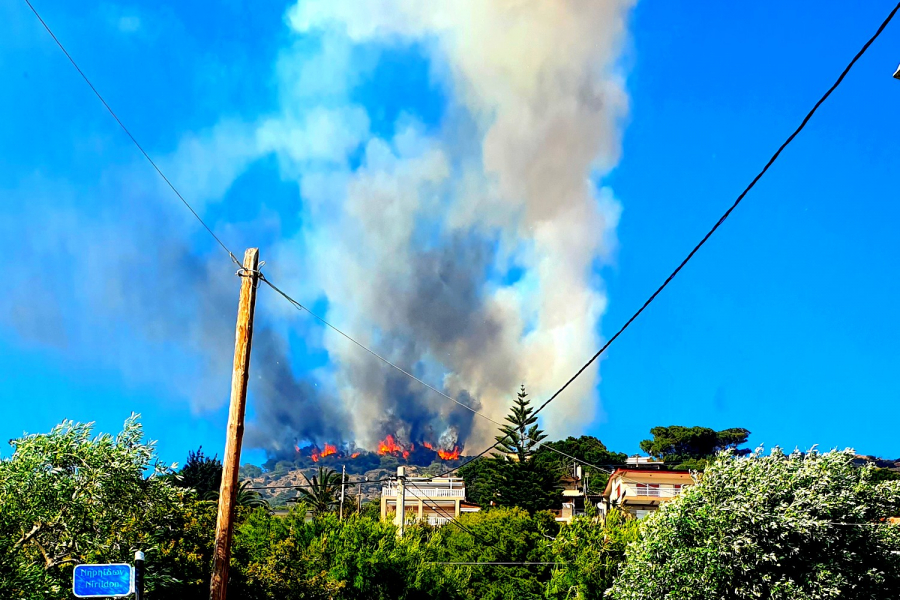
[
  {"left": 1, "top": 395, "right": 898, "bottom": 598},
  {"left": 610, "top": 447, "right": 900, "bottom": 599}
]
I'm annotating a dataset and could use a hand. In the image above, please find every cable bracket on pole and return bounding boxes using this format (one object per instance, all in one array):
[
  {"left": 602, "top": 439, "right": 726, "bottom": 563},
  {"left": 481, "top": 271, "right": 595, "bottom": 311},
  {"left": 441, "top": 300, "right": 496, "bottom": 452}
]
[{"left": 236, "top": 261, "right": 266, "bottom": 284}]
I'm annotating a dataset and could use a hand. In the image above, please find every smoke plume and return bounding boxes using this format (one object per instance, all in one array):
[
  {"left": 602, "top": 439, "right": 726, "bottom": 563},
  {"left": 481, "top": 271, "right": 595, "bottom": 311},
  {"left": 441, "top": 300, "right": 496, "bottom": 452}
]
[
  {"left": 248, "top": 0, "right": 634, "bottom": 452},
  {"left": 2, "top": 0, "right": 635, "bottom": 459}
]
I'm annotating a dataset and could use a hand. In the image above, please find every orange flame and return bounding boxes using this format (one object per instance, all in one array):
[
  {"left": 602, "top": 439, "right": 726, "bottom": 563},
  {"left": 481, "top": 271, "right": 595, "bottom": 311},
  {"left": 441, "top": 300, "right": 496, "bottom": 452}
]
[
  {"left": 437, "top": 447, "right": 461, "bottom": 461},
  {"left": 378, "top": 434, "right": 404, "bottom": 455},
  {"left": 422, "top": 441, "right": 433, "bottom": 450},
  {"left": 310, "top": 449, "right": 320, "bottom": 462},
  {"left": 350, "top": 452, "right": 360, "bottom": 459},
  {"left": 322, "top": 444, "right": 338, "bottom": 458}
]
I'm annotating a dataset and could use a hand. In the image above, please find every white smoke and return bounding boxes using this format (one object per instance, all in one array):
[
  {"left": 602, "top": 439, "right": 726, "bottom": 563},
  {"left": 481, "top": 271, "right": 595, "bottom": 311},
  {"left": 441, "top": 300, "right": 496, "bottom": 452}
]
[
  {"left": 254, "top": 0, "right": 634, "bottom": 449},
  {"left": 1, "top": 0, "right": 636, "bottom": 455}
]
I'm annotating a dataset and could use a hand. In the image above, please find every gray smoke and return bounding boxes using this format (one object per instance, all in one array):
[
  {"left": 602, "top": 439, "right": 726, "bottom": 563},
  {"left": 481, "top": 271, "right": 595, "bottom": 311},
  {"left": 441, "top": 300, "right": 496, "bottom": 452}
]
[
  {"left": 257, "top": 0, "right": 635, "bottom": 450},
  {"left": 2, "top": 1, "right": 636, "bottom": 459},
  {"left": 244, "top": 328, "right": 350, "bottom": 455},
  {"left": 192, "top": 0, "right": 636, "bottom": 454},
  {"left": 0, "top": 172, "right": 238, "bottom": 412}
]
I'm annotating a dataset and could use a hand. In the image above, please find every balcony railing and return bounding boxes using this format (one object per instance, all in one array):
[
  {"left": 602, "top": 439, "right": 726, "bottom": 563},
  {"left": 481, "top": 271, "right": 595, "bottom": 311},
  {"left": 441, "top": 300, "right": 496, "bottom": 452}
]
[
  {"left": 427, "top": 516, "right": 452, "bottom": 526},
  {"left": 383, "top": 487, "right": 466, "bottom": 499},
  {"left": 626, "top": 485, "right": 683, "bottom": 498}
]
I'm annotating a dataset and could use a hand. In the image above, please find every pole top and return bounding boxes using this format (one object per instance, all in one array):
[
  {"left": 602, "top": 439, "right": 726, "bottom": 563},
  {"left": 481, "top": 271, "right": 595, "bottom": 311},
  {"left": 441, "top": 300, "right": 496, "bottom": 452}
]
[
  {"left": 135, "top": 550, "right": 145, "bottom": 561},
  {"left": 397, "top": 466, "right": 405, "bottom": 477}
]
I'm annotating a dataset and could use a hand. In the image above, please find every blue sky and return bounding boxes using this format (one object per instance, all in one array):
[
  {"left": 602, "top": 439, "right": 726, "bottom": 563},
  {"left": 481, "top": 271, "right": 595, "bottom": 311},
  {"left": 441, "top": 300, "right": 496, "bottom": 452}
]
[{"left": 1, "top": 0, "right": 898, "bottom": 467}]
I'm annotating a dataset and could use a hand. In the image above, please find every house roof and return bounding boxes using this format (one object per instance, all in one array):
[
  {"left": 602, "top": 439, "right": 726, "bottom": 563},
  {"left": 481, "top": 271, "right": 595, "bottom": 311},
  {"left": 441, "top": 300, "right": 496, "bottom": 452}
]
[{"left": 602, "top": 468, "right": 694, "bottom": 498}]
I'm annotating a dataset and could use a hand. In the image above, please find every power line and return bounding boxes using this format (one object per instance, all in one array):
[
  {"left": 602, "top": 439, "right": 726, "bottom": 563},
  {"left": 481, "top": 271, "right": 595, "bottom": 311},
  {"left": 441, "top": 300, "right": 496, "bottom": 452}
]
[
  {"left": 25, "top": 0, "right": 525, "bottom": 473},
  {"left": 535, "top": 444, "right": 616, "bottom": 474},
  {"left": 246, "top": 483, "right": 318, "bottom": 491},
  {"left": 428, "top": 562, "right": 567, "bottom": 566},
  {"left": 23, "top": 0, "right": 240, "bottom": 265},
  {"left": 260, "top": 275, "right": 505, "bottom": 429},
  {"left": 404, "top": 481, "right": 492, "bottom": 545},
  {"left": 260, "top": 0, "right": 900, "bottom": 463},
  {"left": 248, "top": 477, "right": 389, "bottom": 491},
  {"left": 31, "top": 0, "right": 899, "bottom": 480},
  {"left": 532, "top": 0, "right": 900, "bottom": 418}
]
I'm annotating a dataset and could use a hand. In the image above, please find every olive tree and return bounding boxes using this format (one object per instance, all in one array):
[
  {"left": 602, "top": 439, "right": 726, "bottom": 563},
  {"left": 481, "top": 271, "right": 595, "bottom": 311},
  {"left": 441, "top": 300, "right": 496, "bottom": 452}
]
[
  {"left": 0, "top": 415, "right": 185, "bottom": 599},
  {"left": 610, "top": 448, "right": 900, "bottom": 600}
]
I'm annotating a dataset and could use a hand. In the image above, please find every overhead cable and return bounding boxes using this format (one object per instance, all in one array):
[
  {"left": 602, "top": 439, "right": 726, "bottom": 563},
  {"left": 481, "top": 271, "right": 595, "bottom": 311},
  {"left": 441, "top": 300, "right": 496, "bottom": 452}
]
[
  {"left": 260, "top": 275, "right": 505, "bottom": 429},
  {"left": 24, "top": 0, "right": 240, "bottom": 265},
  {"left": 30, "top": 0, "right": 899, "bottom": 473},
  {"left": 428, "top": 562, "right": 567, "bottom": 566},
  {"left": 258, "top": 0, "right": 900, "bottom": 460},
  {"left": 403, "top": 481, "right": 492, "bottom": 544},
  {"left": 532, "top": 0, "right": 900, "bottom": 418}
]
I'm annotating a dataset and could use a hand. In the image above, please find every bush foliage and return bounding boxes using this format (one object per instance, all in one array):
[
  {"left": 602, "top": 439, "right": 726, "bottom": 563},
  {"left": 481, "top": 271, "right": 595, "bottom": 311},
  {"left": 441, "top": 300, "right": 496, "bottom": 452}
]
[
  {"left": 3, "top": 417, "right": 899, "bottom": 599},
  {"left": 610, "top": 448, "right": 900, "bottom": 600}
]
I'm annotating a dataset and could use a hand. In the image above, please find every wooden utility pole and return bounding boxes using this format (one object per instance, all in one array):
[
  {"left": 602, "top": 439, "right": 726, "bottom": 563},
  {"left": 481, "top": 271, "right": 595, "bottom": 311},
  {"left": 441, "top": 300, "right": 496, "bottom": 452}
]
[{"left": 209, "top": 248, "right": 259, "bottom": 600}]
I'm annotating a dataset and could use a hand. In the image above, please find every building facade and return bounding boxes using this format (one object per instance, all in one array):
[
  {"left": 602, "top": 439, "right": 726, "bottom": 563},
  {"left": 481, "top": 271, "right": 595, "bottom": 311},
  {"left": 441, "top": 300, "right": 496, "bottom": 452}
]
[
  {"left": 600, "top": 468, "right": 693, "bottom": 520},
  {"left": 381, "top": 476, "right": 479, "bottom": 526}
]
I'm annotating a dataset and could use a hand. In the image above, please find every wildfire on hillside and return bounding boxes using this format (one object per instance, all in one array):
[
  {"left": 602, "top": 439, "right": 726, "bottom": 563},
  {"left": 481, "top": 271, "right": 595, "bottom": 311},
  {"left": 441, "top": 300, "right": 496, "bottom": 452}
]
[
  {"left": 376, "top": 435, "right": 460, "bottom": 462},
  {"left": 297, "top": 442, "right": 355, "bottom": 463},
  {"left": 437, "top": 447, "right": 461, "bottom": 461},
  {"left": 377, "top": 434, "right": 412, "bottom": 459},
  {"left": 292, "top": 435, "right": 463, "bottom": 466}
]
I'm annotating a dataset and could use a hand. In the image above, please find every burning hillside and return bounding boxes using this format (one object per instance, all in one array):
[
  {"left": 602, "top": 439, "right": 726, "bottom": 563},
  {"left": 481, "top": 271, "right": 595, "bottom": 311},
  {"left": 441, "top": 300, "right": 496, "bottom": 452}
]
[{"left": 283, "top": 434, "right": 464, "bottom": 474}]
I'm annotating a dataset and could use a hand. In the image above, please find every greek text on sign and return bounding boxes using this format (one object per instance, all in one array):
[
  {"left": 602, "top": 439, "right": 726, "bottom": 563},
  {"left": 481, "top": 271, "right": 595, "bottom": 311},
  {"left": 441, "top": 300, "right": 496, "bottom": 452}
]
[{"left": 73, "top": 563, "right": 134, "bottom": 598}]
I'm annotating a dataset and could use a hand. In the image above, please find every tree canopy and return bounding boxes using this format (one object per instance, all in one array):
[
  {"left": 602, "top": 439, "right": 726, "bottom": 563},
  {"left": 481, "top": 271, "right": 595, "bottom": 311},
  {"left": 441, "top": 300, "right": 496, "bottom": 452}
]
[
  {"left": 174, "top": 446, "right": 222, "bottom": 498},
  {"left": 457, "top": 455, "right": 500, "bottom": 508},
  {"left": 610, "top": 448, "right": 900, "bottom": 600},
  {"left": 535, "top": 435, "right": 627, "bottom": 490},
  {"left": 639, "top": 425, "right": 751, "bottom": 470},
  {"left": 545, "top": 509, "right": 640, "bottom": 600},
  {"left": 6, "top": 415, "right": 896, "bottom": 599},
  {"left": 0, "top": 416, "right": 186, "bottom": 599},
  {"left": 290, "top": 465, "right": 343, "bottom": 515}
]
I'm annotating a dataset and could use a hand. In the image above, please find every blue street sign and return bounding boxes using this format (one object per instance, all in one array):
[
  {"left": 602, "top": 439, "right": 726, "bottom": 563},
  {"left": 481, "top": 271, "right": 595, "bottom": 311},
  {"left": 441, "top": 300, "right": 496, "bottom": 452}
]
[{"left": 73, "top": 563, "right": 133, "bottom": 598}]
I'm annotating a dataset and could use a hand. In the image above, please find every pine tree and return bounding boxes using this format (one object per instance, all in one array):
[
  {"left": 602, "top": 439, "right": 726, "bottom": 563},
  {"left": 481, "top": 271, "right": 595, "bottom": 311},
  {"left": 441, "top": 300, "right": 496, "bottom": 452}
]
[
  {"left": 493, "top": 385, "right": 547, "bottom": 464},
  {"left": 488, "top": 385, "right": 560, "bottom": 513}
]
